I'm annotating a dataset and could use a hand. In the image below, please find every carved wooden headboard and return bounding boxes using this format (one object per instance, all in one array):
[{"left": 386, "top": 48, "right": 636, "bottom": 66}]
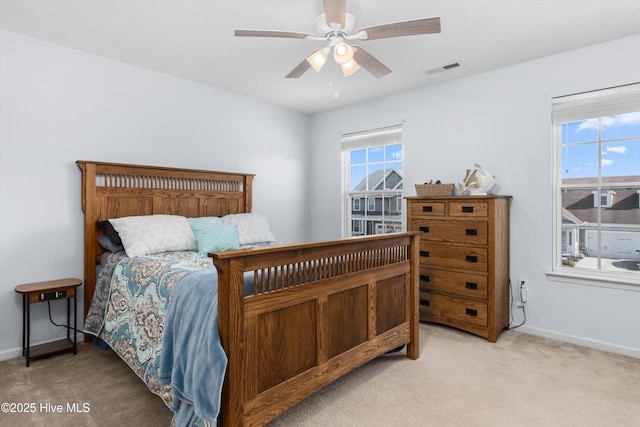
[{"left": 76, "top": 160, "right": 255, "bottom": 324}]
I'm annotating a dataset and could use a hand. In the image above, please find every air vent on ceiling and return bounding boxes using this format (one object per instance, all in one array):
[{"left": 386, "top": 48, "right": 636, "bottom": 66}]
[{"left": 426, "top": 62, "right": 461, "bottom": 75}]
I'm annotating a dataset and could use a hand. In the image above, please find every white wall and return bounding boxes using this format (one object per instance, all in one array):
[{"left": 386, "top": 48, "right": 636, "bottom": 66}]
[
  {"left": 309, "top": 34, "right": 640, "bottom": 357},
  {"left": 2, "top": 28, "right": 639, "bottom": 362},
  {"left": 0, "top": 30, "right": 311, "bottom": 359}
]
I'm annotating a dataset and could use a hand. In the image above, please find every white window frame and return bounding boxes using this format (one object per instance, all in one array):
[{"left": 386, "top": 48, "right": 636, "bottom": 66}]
[
  {"left": 352, "top": 219, "right": 363, "bottom": 235},
  {"left": 367, "top": 197, "right": 375, "bottom": 212},
  {"left": 341, "top": 125, "right": 404, "bottom": 238},
  {"left": 353, "top": 198, "right": 360, "bottom": 211},
  {"left": 549, "top": 83, "right": 640, "bottom": 289},
  {"left": 592, "top": 190, "right": 615, "bottom": 208}
]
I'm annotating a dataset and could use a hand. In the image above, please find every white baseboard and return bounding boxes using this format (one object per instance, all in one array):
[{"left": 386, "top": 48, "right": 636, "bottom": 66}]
[
  {"left": 0, "top": 347, "right": 24, "bottom": 362},
  {"left": 516, "top": 326, "right": 640, "bottom": 359}
]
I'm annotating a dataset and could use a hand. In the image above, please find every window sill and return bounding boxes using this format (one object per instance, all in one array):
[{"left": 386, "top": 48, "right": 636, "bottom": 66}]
[{"left": 547, "top": 268, "right": 640, "bottom": 291}]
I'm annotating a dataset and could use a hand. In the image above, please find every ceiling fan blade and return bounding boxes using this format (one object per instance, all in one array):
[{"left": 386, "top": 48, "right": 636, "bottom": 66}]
[
  {"left": 285, "top": 58, "right": 312, "bottom": 79},
  {"left": 357, "top": 17, "right": 441, "bottom": 40},
  {"left": 322, "top": 0, "right": 346, "bottom": 29},
  {"left": 234, "top": 29, "right": 314, "bottom": 39},
  {"left": 352, "top": 46, "right": 391, "bottom": 79}
]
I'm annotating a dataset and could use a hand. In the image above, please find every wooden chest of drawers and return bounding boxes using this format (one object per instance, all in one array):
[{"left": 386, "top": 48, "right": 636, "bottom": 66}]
[{"left": 406, "top": 195, "right": 511, "bottom": 342}]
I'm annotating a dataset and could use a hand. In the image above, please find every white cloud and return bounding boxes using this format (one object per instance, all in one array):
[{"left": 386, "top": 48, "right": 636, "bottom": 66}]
[
  {"left": 602, "top": 158, "right": 615, "bottom": 167},
  {"left": 606, "top": 145, "right": 628, "bottom": 154},
  {"left": 601, "top": 112, "right": 640, "bottom": 128},
  {"left": 577, "top": 118, "right": 598, "bottom": 131},
  {"left": 578, "top": 112, "right": 640, "bottom": 131}
]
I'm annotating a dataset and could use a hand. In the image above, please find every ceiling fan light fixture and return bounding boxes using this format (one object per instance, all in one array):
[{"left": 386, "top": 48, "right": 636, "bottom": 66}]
[
  {"left": 306, "top": 48, "right": 329, "bottom": 72},
  {"left": 333, "top": 42, "right": 354, "bottom": 65},
  {"left": 341, "top": 59, "right": 360, "bottom": 76},
  {"left": 235, "top": 3, "right": 442, "bottom": 80}
]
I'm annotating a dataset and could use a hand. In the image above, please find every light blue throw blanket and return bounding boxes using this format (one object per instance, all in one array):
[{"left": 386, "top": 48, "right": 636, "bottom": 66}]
[{"left": 159, "top": 268, "right": 228, "bottom": 426}]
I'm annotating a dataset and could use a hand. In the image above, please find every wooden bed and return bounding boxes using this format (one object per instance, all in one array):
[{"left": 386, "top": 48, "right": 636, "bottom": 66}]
[{"left": 77, "top": 160, "right": 420, "bottom": 427}]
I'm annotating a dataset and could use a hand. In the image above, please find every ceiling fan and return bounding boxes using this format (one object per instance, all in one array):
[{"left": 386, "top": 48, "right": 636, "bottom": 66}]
[{"left": 234, "top": 0, "right": 441, "bottom": 79}]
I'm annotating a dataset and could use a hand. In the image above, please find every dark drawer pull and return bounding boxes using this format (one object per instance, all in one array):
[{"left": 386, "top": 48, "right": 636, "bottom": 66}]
[
  {"left": 465, "top": 228, "right": 478, "bottom": 236},
  {"left": 419, "top": 274, "right": 430, "bottom": 282},
  {"left": 419, "top": 226, "right": 430, "bottom": 233},
  {"left": 465, "top": 308, "right": 478, "bottom": 317},
  {"left": 461, "top": 206, "right": 474, "bottom": 213},
  {"left": 420, "top": 250, "right": 430, "bottom": 257},
  {"left": 420, "top": 299, "right": 430, "bottom": 307},
  {"left": 465, "top": 282, "right": 478, "bottom": 290},
  {"left": 465, "top": 255, "right": 478, "bottom": 263},
  {"left": 422, "top": 206, "right": 433, "bottom": 213}
]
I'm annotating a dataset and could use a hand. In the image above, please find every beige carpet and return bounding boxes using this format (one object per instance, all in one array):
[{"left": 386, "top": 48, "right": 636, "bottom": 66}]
[{"left": 1, "top": 324, "right": 639, "bottom": 427}]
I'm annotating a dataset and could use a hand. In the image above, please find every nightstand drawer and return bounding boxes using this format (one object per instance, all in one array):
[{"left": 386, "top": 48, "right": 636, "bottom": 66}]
[
  {"left": 419, "top": 291, "right": 488, "bottom": 327},
  {"left": 419, "top": 268, "right": 488, "bottom": 299},
  {"left": 449, "top": 202, "right": 488, "bottom": 217},
  {"left": 27, "top": 286, "right": 76, "bottom": 304},
  {"left": 410, "top": 202, "right": 445, "bottom": 217},
  {"left": 412, "top": 219, "right": 488, "bottom": 245},
  {"left": 419, "top": 243, "right": 488, "bottom": 272}
]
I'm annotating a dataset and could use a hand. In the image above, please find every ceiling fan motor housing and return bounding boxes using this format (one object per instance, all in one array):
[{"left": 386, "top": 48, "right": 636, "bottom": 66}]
[{"left": 316, "top": 12, "right": 357, "bottom": 38}]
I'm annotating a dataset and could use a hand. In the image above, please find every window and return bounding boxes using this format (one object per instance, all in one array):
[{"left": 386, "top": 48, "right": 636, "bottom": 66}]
[
  {"left": 551, "top": 83, "right": 640, "bottom": 286},
  {"left": 592, "top": 190, "right": 615, "bottom": 208},
  {"left": 342, "top": 125, "right": 404, "bottom": 237},
  {"left": 368, "top": 197, "right": 375, "bottom": 212},
  {"left": 352, "top": 219, "right": 363, "bottom": 235}
]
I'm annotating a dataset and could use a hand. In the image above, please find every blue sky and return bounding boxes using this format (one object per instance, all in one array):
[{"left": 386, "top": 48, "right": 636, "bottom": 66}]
[
  {"left": 562, "top": 112, "right": 640, "bottom": 179},
  {"left": 350, "top": 144, "right": 403, "bottom": 190}
]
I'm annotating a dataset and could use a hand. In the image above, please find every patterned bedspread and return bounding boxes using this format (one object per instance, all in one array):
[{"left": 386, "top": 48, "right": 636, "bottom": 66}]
[{"left": 85, "top": 251, "right": 216, "bottom": 407}]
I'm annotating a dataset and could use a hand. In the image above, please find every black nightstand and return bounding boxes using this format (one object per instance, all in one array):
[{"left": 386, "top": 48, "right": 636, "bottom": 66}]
[{"left": 15, "top": 278, "right": 82, "bottom": 367}]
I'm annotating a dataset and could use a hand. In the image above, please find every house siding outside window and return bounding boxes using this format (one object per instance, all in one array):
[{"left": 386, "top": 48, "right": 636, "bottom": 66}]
[
  {"left": 342, "top": 125, "right": 404, "bottom": 237},
  {"left": 551, "top": 83, "right": 640, "bottom": 287}
]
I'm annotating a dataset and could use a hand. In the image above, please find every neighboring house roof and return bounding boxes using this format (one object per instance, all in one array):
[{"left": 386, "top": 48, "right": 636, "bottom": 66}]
[
  {"left": 562, "top": 208, "right": 584, "bottom": 225},
  {"left": 562, "top": 176, "right": 640, "bottom": 224},
  {"left": 354, "top": 168, "right": 403, "bottom": 191}
]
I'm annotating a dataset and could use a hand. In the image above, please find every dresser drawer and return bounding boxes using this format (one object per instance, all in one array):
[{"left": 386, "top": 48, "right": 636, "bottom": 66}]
[
  {"left": 410, "top": 201, "right": 445, "bottom": 217},
  {"left": 412, "top": 219, "right": 488, "bottom": 245},
  {"left": 449, "top": 202, "right": 488, "bottom": 217},
  {"left": 419, "top": 268, "right": 488, "bottom": 299},
  {"left": 419, "top": 243, "right": 488, "bottom": 272},
  {"left": 419, "top": 291, "right": 488, "bottom": 327}
]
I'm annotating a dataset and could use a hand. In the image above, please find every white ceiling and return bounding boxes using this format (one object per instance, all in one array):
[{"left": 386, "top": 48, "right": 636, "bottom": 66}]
[{"left": 2, "top": 0, "right": 640, "bottom": 114}]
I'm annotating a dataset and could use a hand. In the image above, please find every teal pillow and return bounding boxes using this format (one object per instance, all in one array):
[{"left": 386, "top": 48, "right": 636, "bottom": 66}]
[
  {"left": 188, "top": 216, "right": 224, "bottom": 229},
  {"left": 189, "top": 217, "right": 240, "bottom": 254}
]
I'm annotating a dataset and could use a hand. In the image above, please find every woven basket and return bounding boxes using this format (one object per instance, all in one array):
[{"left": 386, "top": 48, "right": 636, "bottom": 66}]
[{"left": 415, "top": 183, "right": 454, "bottom": 197}]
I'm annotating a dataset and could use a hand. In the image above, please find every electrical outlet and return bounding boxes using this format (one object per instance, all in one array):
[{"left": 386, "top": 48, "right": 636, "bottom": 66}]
[{"left": 519, "top": 277, "right": 528, "bottom": 304}]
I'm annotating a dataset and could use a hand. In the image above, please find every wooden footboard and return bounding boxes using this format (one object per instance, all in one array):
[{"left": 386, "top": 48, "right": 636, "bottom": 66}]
[{"left": 211, "top": 232, "right": 420, "bottom": 427}]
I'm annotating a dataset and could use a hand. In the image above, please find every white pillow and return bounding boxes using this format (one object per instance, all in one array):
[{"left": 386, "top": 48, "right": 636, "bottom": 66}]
[
  {"left": 109, "top": 215, "right": 197, "bottom": 257},
  {"left": 221, "top": 212, "right": 276, "bottom": 245}
]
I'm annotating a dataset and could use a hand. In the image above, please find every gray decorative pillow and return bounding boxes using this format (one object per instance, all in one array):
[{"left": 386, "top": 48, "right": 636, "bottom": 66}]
[
  {"left": 98, "top": 234, "right": 124, "bottom": 253},
  {"left": 109, "top": 215, "right": 197, "bottom": 257},
  {"left": 221, "top": 213, "right": 276, "bottom": 245}
]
